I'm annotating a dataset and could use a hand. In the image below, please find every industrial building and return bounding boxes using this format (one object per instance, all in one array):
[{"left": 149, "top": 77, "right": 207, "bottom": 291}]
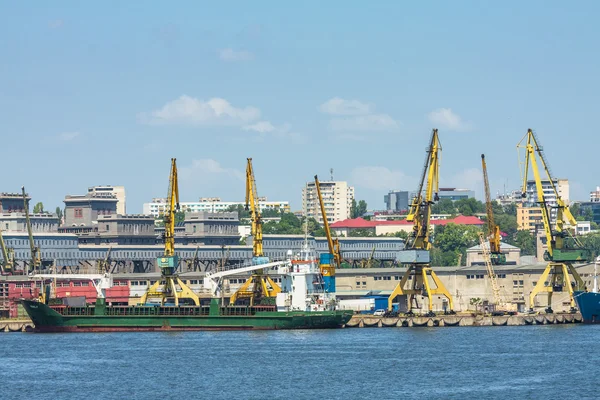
[
  {"left": 302, "top": 180, "right": 354, "bottom": 224},
  {"left": 384, "top": 190, "right": 410, "bottom": 212}
]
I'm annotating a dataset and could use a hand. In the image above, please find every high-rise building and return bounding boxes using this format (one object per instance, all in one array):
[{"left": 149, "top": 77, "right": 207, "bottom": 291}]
[
  {"left": 302, "top": 180, "right": 354, "bottom": 224},
  {"left": 384, "top": 190, "right": 410, "bottom": 212},
  {"left": 517, "top": 204, "right": 543, "bottom": 233},
  {"left": 590, "top": 187, "right": 600, "bottom": 203},
  {"left": 523, "top": 178, "right": 569, "bottom": 226},
  {"left": 88, "top": 186, "right": 126, "bottom": 215}
]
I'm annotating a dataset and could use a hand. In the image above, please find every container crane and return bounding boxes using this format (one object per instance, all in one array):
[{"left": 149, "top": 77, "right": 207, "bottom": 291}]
[
  {"left": 314, "top": 175, "right": 338, "bottom": 292},
  {"left": 387, "top": 129, "right": 454, "bottom": 316},
  {"left": 0, "top": 227, "right": 14, "bottom": 274},
  {"left": 22, "top": 187, "right": 41, "bottom": 274},
  {"left": 140, "top": 158, "right": 200, "bottom": 306},
  {"left": 481, "top": 154, "right": 506, "bottom": 265},
  {"left": 518, "top": 129, "right": 589, "bottom": 312},
  {"left": 229, "top": 158, "right": 280, "bottom": 306}
]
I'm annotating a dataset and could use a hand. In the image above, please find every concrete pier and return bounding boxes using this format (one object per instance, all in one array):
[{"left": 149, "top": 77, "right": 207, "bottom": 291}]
[
  {"left": 0, "top": 319, "right": 34, "bottom": 332},
  {"left": 344, "top": 313, "right": 583, "bottom": 328}
]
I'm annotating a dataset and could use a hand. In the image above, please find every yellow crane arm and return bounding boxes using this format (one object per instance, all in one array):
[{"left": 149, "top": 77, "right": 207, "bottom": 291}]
[
  {"left": 164, "top": 158, "right": 179, "bottom": 257},
  {"left": 407, "top": 129, "right": 440, "bottom": 250},
  {"left": 246, "top": 158, "right": 263, "bottom": 257},
  {"left": 0, "top": 228, "right": 13, "bottom": 271},
  {"left": 314, "top": 175, "right": 341, "bottom": 267},
  {"left": 481, "top": 154, "right": 501, "bottom": 254},
  {"left": 22, "top": 186, "right": 40, "bottom": 271}
]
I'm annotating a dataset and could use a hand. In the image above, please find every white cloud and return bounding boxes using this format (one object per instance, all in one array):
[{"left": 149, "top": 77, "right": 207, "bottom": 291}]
[
  {"left": 178, "top": 159, "right": 244, "bottom": 182},
  {"left": 351, "top": 166, "right": 415, "bottom": 191},
  {"left": 445, "top": 168, "right": 483, "bottom": 196},
  {"left": 427, "top": 108, "right": 472, "bottom": 131},
  {"left": 58, "top": 132, "right": 79, "bottom": 141},
  {"left": 243, "top": 121, "right": 275, "bottom": 133},
  {"left": 138, "top": 95, "right": 260, "bottom": 126},
  {"left": 219, "top": 48, "right": 254, "bottom": 62},
  {"left": 319, "top": 97, "right": 371, "bottom": 116},
  {"left": 242, "top": 121, "right": 305, "bottom": 144},
  {"left": 330, "top": 114, "right": 398, "bottom": 132},
  {"left": 49, "top": 19, "right": 63, "bottom": 29},
  {"left": 321, "top": 97, "right": 398, "bottom": 132}
]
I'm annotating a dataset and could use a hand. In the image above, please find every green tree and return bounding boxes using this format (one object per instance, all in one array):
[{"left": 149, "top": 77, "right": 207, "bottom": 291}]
[
  {"left": 494, "top": 214, "right": 518, "bottom": 241},
  {"left": 503, "top": 203, "right": 518, "bottom": 216},
  {"left": 348, "top": 228, "right": 375, "bottom": 237},
  {"left": 33, "top": 202, "right": 44, "bottom": 213},
  {"left": 512, "top": 230, "right": 536, "bottom": 256},
  {"left": 226, "top": 204, "right": 250, "bottom": 219},
  {"left": 382, "top": 230, "right": 409, "bottom": 240},
  {"left": 431, "top": 198, "right": 455, "bottom": 214},
  {"left": 350, "top": 199, "right": 358, "bottom": 218},
  {"left": 357, "top": 200, "right": 368, "bottom": 217},
  {"left": 55, "top": 207, "right": 64, "bottom": 225},
  {"left": 175, "top": 211, "right": 186, "bottom": 224},
  {"left": 579, "top": 232, "right": 600, "bottom": 258},
  {"left": 570, "top": 202, "right": 581, "bottom": 219},
  {"left": 432, "top": 223, "right": 480, "bottom": 266}
]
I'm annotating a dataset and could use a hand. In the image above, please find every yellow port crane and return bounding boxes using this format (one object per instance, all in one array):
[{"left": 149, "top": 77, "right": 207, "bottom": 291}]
[
  {"left": 229, "top": 158, "right": 280, "bottom": 305},
  {"left": 518, "top": 129, "right": 589, "bottom": 312},
  {"left": 314, "top": 175, "right": 339, "bottom": 283},
  {"left": 388, "top": 129, "right": 454, "bottom": 316},
  {"left": 22, "top": 187, "right": 41, "bottom": 274},
  {"left": 0, "top": 227, "right": 15, "bottom": 274},
  {"left": 481, "top": 154, "right": 506, "bottom": 265},
  {"left": 140, "top": 158, "right": 200, "bottom": 306}
]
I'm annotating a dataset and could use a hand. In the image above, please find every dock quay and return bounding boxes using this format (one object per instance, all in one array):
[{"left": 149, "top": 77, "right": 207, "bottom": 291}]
[
  {"left": 344, "top": 313, "right": 583, "bottom": 327},
  {"left": 0, "top": 319, "right": 34, "bottom": 332}
]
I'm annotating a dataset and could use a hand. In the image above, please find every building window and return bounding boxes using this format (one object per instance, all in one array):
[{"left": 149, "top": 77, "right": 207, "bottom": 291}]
[{"left": 74, "top": 208, "right": 83, "bottom": 218}]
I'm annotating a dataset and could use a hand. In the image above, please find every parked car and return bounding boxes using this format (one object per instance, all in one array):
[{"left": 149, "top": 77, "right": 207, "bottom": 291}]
[{"left": 373, "top": 309, "right": 386, "bottom": 316}]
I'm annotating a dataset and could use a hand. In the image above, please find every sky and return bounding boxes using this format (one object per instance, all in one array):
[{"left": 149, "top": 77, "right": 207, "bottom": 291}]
[{"left": 1, "top": 1, "right": 599, "bottom": 213}]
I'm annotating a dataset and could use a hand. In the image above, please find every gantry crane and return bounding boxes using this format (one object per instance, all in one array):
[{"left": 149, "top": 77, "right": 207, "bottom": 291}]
[
  {"left": 314, "top": 175, "right": 339, "bottom": 291},
  {"left": 140, "top": 158, "right": 200, "bottom": 306},
  {"left": 22, "top": 187, "right": 41, "bottom": 274},
  {"left": 388, "top": 129, "right": 454, "bottom": 316},
  {"left": 229, "top": 158, "right": 280, "bottom": 305},
  {"left": 0, "top": 227, "right": 15, "bottom": 274},
  {"left": 481, "top": 154, "right": 506, "bottom": 264},
  {"left": 518, "top": 129, "right": 589, "bottom": 312}
]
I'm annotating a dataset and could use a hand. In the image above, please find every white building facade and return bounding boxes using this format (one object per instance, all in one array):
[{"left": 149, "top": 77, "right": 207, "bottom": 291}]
[
  {"left": 143, "top": 197, "right": 290, "bottom": 218},
  {"left": 302, "top": 180, "right": 354, "bottom": 224}
]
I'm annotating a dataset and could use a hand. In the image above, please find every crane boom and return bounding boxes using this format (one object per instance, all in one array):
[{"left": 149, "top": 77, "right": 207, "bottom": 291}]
[
  {"left": 246, "top": 158, "right": 263, "bottom": 257},
  {"left": 518, "top": 130, "right": 587, "bottom": 261},
  {"left": 481, "top": 154, "right": 505, "bottom": 264},
  {"left": 164, "top": 158, "right": 179, "bottom": 258},
  {"left": 314, "top": 175, "right": 341, "bottom": 267},
  {"left": 22, "top": 187, "right": 40, "bottom": 274},
  {"left": 0, "top": 227, "right": 14, "bottom": 274},
  {"left": 406, "top": 129, "right": 440, "bottom": 251},
  {"left": 314, "top": 175, "right": 338, "bottom": 292}
]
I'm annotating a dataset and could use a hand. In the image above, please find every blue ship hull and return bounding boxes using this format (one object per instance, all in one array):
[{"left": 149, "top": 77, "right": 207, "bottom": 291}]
[{"left": 574, "top": 291, "right": 600, "bottom": 323}]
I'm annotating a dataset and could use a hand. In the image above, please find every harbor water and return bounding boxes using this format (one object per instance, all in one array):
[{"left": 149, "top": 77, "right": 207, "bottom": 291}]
[{"left": 1, "top": 325, "right": 598, "bottom": 399}]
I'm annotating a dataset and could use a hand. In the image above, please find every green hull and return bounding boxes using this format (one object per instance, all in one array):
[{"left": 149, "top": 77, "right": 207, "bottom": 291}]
[{"left": 21, "top": 300, "right": 352, "bottom": 332}]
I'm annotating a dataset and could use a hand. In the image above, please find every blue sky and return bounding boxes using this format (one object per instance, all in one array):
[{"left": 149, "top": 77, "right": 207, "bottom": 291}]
[{"left": 1, "top": 1, "right": 599, "bottom": 213}]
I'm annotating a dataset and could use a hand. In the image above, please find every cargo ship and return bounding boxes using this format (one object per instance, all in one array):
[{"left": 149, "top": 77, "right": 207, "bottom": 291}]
[
  {"left": 574, "top": 260, "right": 600, "bottom": 323},
  {"left": 574, "top": 291, "right": 600, "bottom": 324},
  {"left": 21, "top": 249, "right": 351, "bottom": 332}
]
